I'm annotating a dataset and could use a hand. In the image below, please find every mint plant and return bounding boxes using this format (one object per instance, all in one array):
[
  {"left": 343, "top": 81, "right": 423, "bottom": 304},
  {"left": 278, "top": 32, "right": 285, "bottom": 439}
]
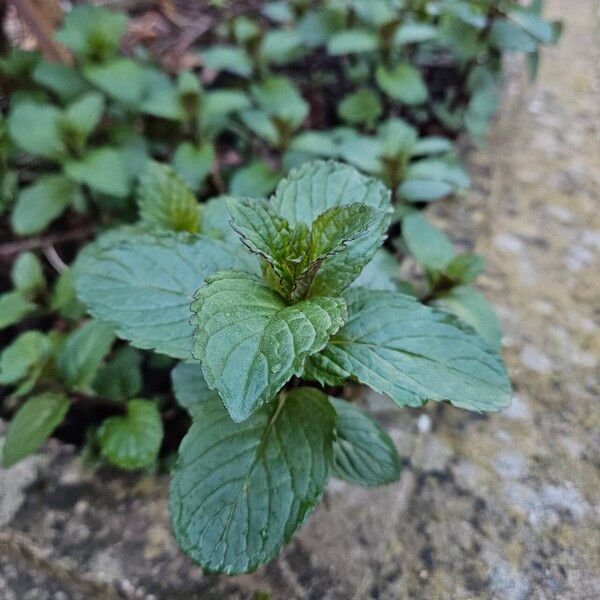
[{"left": 72, "top": 160, "right": 510, "bottom": 573}]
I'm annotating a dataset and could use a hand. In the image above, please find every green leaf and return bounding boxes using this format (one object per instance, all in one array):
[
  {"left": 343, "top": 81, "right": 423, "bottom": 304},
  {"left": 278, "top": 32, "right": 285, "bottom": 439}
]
[
  {"left": 11, "top": 252, "right": 46, "bottom": 298},
  {"left": 299, "top": 203, "right": 386, "bottom": 298},
  {"left": 289, "top": 131, "right": 339, "bottom": 158},
  {"left": 229, "top": 161, "right": 281, "bottom": 197},
  {"left": 50, "top": 268, "right": 86, "bottom": 321},
  {"left": 376, "top": 63, "right": 428, "bottom": 105},
  {"left": 33, "top": 61, "right": 88, "bottom": 101},
  {"left": 93, "top": 346, "right": 142, "bottom": 403},
  {"left": 61, "top": 92, "right": 105, "bottom": 141},
  {"left": 137, "top": 161, "right": 200, "bottom": 233},
  {"left": 509, "top": 9, "right": 560, "bottom": 44},
  {"left": 352, "top": 248, "right": 398, "bottom": 291},
  {"left": 190, "top": 271, "right": 347, "bottom": 422},
  {"left": 58, "top": 320, "right": 115, "bottom": 392},
  {"left": 327, "top": 29, "right": 379, "bottom": 55},
  {"left": 490, "top": 20, "right": 537, "bottom": 53},
  {"left": 11, "top": 175, "right": 78, "bottom": 236},
  {"left": 74, "top": 233, "right": 254, "bottom": 359},
  {"left": 398, "top": 179, "right": 454, "bottom": 202},
  {"left": 171, "top": 362, "right": 220, "bottom": 416},
  {"left": 170, "top": 387, "right": 335, "bottom": 574},
  {"left": 55, "top": 5, "right": 127, "bottom": 60},
  {"left": 402, "top": 213, "right": 455, "bottom": 272},
  {"left": 445, "top": 253, "right": 485, "bottom": 284},
  {"left": 259, "top": 30, "right": 304, "bottom": 65},
  {"left": 97, "top": 399, "right": 163, "bottom": 469},
  {"left": 225, "top": 196, "right": 293, "bottom": 278},
  {"left": 433, "top": 286, "right": 502, "bottom": 350},
  {"left": 0, "top": 331, "right": 52, "bottom": 393},
  {"left": 2, "top": 393, "right": 70, "bottom": 467},
  {"left": 65, "top": 147, "right": 130, "bottom": 197},
  {"left": 239, "top": 109, "right": 280, "bottom": 145},
  {"left": 8, "top": 102, "right": 65, "bottom": 160},
  {"left": 338, "top": 88, "right": 383, "bottom": 127},
  {"left": 84, "top": 59, "right": 147, "bottom": 105},
  {"left": 271, "top": 161, "right": 391, "bottom": 296},
  {"left": 307, "top": 288, "right": 511, "bottom": 412},
  {"left": 0, "top": 291, "right": 36, "bottom": 330},
  {"left": 330, "top": 398, "right": 401, "bottom": 487},
  {"left": 394, "top": 23, "right": 438, "bottom": 45},
  {"left": 172, "top": 142, "right": 214, "bottom": 193},
  {"left": 411, "top": 136, "right": 454, "bottom": 156},
  {"left": 201, "top": 45, "right": 253, "bottom": 77},
  {"left": 251, "top": 76, "right": 308, "bottom": 128}
]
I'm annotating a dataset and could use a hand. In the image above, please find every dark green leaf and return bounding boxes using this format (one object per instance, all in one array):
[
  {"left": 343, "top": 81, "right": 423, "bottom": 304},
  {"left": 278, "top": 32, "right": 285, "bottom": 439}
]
[
  {"left": 93, "top": 346, "right": 142, "bottom": 403},
  {"left": 170, "top": 387, "right": 335, "bottom": 574},
  {"left": 331, "top": 398, "right": 401, "bottom": 487}
]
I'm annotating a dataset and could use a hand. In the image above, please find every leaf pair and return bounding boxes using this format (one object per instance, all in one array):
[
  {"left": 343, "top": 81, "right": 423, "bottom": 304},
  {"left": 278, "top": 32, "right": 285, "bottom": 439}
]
[{"left": 227, "top": 197, "right": 385, "bottom": 301}]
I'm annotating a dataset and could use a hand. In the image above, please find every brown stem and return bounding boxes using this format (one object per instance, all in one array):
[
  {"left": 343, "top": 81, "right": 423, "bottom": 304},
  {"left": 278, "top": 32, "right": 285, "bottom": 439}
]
[
  {"left": 0, "top": 224, "right": 96, "bottom": 258},
  {"left": 8, "top": 0, "right": 72, "bottom": 64}
]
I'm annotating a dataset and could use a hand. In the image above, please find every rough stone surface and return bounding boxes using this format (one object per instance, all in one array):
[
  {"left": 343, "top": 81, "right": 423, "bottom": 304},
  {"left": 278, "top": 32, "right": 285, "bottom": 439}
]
[{"left": 1, "top": 0, "right": 599, "bottom": 598}]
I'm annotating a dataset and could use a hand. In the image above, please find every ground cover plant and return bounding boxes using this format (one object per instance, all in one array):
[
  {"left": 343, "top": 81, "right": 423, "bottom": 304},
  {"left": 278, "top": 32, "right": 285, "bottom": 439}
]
[{"left": 0, "top": 0, "right": 560, "bottom": 575}]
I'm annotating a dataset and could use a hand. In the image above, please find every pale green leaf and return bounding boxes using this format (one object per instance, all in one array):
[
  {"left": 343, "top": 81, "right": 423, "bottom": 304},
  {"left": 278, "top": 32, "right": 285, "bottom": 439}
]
[
  {"left": 65, "top": 148, "right": 130, "bottom": 197},
  {"left": 55, "top": 5, "right": 127, "bottom": 59},
  {"left": 2, "top": 393, "right": 70, "bottom": 467},
  {"left": 327, "top": 29, "right": 379, "bottom": 55},
  {"left": 307, "top": 288, "right": 511, "bottom": 412},
  {"left": 191, "top": 271, "right": 347, "bottom": 422},
  {"left": 84, "top": 59, "right": 146, "bottom": 105},
  {"left": 11, "top": 175, "right": 78, "bottom": 236},
  {"left": 445, "top": 253, "right": 485, "bottom": 284},
  {"left": 172, "top": 142, "right": 214, "bottom": 193},
  {"left": 402, "top": 213, "right": 455, "bottom": 272},
  {"left": 338, "top": 88, "right": 383, "bottom": 127},
  {"left": 0, "top": 291, "right": 36, "bottom": 329},
  {"left": 170, "top": 387, "right": 335, "bottom": 574},
  {"left": 330, "top": 398, "right": 401, "bottom": 487},
  {"left": 229, "top": 161, "right": 281, "bottom": 197},
  {"left": 11, "top": 252, "right": 46, "bottom": 297},
  {"left": 376, "top": 63, "right": 428, "bottom": 105},
  {"left": 62, "top": 92, "right": 105, "bottom": 141},
  {"left": 201, "top": 45, "right": 253, "bottom": 77},
  {"left": 75, "top": 233, "right": 254, "bottom": 359},
  {"left": 433, "top": 286, "right": 502, "bottom": 350},
  {"left": 8, "top": 102, "right": 65, "bottom": 160},
  {"left": 97, "top": 399, "right": 163, "bottom": 469},
  {"left": 0, "top": 331, "right": 52, "bottom": 389}
]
